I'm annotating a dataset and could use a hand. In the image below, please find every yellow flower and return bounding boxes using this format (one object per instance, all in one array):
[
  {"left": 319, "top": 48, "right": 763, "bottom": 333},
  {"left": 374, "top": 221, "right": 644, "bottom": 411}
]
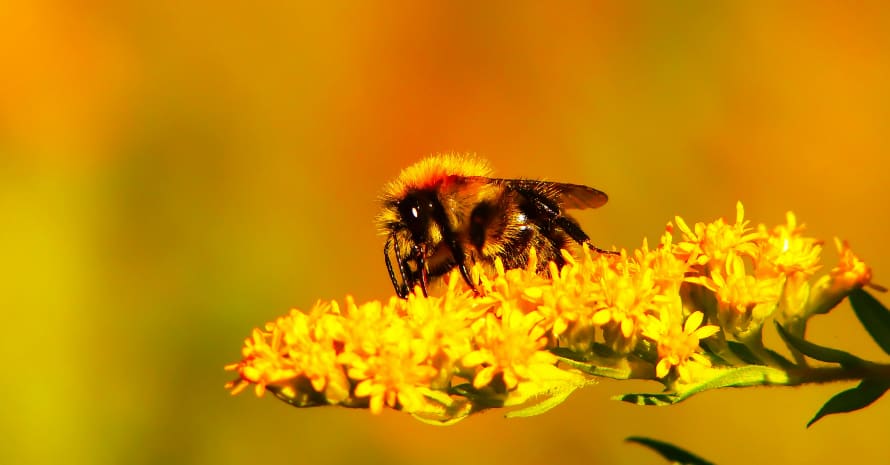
[
  {"left": 225, "top": 201, "right": 874, "bottom": 421},
  {"left": 522, "top": 250, "right": 606, "bottom": 342},
  {"left": 756, "top": 211, "right": 823, "bottom": 279},
  {"left": 830, "top": 238, "right": 873, "bottom": 290},
  {"left": 402, "top": 275, "right": 477, "bottom": 388},
  {"left": 653, "top": 310, "right": 720, "bottom": 381},
  {"left": 224, "top": 308, "right": 349, "bottom": 400},
  {"left": 636, "top": 229, "right": 693, "bottom": 295},
  {"left": 674, "top": 201, "right": 763, "bottom": 268},
  {"left": 461, "top": 305, "right": 557, "bottom": 390},
  {"left": 343, "top": 344, "right": 438, "bottom": 414},
  {"left": 805, "top": 239, "right": 880, "bottom": 316},
  {"left": 592, "top": 254, "right": 660, "bottom": 354},
  {"left": 688, "top": 252, "right": 784, "bottom": 337},
  {"left": 334, "top": 294, "right": 477, "bottom": 413}
]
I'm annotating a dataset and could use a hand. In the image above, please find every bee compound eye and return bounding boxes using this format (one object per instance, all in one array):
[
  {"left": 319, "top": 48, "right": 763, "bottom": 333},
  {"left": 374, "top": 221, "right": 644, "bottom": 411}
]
[
  {"left": 397, "top": 195, "right": 436, "bottom": 242},
  {"left": 399, "top": 196, "right": 431, "bottom": 223}
]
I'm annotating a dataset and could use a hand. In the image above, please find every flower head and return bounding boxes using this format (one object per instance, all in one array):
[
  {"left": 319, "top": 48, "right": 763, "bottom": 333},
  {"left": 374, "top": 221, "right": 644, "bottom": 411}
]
[
  {"left": 461, "top": 305, "right": 556, "bottom": 390},
  {"left": 226, "top": 202, "right": 874, "bottom": 421},
  {"left": 756, "top": 211, "right": 823, "bottom": 279},
  {"left": 652, "top": 309, "right": 720, "bottom": 382},
  {"left": 674, "top": 202, "right": 763, "bottom": 269},
  {"left": 688, "top": 252, "right": 784, "bottom": 337}
]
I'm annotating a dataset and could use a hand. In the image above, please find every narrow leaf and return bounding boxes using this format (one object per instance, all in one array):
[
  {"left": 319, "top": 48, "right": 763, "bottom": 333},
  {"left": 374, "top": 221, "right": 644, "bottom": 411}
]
[
  {"left": 626, "top": 436, "right": 715, "bottom": 465},
  {"left": 849, "top": 289, "right": 890, "bottom": 356},
  {"left": 556, "top": 356, "right": 633, "bottom": 380},
  {"left": 674, "top": 365, "right": 789, "bottom": 402},
  {"left": 617, "top": 365, "right": 789, "bottom": 406},
  {"left": 505, "top": 386, "right": 577, "bottom": 418},
  {"left": 807, "top": 379, "right": 890, "bottom": 427},
  {"left": 727, "top": 341, "right": 762, "bottom": 365},
  {"left": 615, "top": 392, "right": 679, "bottom": 406},
  {"left": 701, "top": 340, "right": 793, "bottom": 369},
  {"left": 763, "top": 347, "right": 795, "bottom": 369},
  {"left": 775, "top": 322, "right": 866, "bottom": 367}
]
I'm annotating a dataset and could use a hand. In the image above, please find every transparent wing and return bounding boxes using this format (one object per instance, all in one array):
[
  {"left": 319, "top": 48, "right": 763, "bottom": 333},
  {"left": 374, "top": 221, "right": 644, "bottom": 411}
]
[{"left": 499, "top": 179, "right": 609, "bottom": 210}]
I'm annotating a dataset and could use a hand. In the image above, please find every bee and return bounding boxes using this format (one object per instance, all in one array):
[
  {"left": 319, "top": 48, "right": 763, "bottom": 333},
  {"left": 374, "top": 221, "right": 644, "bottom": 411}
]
[{"left": 378, "top": 154, "right": 614, "bottom": 298}]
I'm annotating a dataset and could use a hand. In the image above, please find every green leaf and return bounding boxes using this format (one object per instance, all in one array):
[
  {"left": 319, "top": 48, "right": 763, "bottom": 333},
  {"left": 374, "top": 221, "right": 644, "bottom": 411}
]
[
  {"left": 626, "top": 436, "right": 715, "bottom": 465},
  {"left": 555, "top": 355, "right": 633, "bottom": 380},
  {"left": 615, "top": 392, "right": 680, "bottom": 406},
  {"left": 775, "top": 322, "right": 866, "bottom": 367},
  {"left": 849, "top": 289, "right": 890, "bottom": 356},
  {"left": 410, "top": 414, "right": 468, "bottom": 426},
  {"left": 727, "top": 341, "right": 761, "bottom": 365},
  {"left": 616, "top": 365, "right": 789, "bottom": 406},
  {"left": 500, "top": 365, "right": 587, "bottom": 418},
  {"left": 673, "top": 365, "right": 789, "bottom": 402},
  {"left": 550, "top": 347, "right": 587, "bottom": 361},
  {"left": 410, "top": 397, "right": 473, "bottom": 426},
  {"left": 504, "top": 385, "right": 577, "bottom": 418},
  {"left": 807, "top": 379, "right": 890, "bottom": 427},
  {"left": 450, "top": 383, "right": 506, "bottom": 409},
  {"left": 767, "top": 348, "right": 796, "bottom": 369}
]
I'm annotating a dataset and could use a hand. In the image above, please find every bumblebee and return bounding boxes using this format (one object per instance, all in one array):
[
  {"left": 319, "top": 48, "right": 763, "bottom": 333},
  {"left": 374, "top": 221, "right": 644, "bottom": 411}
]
[{"left": 378, "top": 154, "right": 613, "bottom": 298}]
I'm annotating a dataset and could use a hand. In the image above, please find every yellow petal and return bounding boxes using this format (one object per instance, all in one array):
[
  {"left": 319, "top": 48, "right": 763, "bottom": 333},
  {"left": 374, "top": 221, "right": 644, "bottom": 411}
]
[
  {"left": 675, "top": 216, "right": 694, "bottom": 237},
  {"left": 684, "top": 311, "right": 704, "bottom": 334},
  {"left": 621, "top": 317, "right": 634, "bottom": 338},
  {"left": 473, "top": 366, "right": 497, "bottom": 389},
  {"left": 553, "top": 317, "right": 569, "bottom": 337},
  {"left": 461, "top": 350, "right": 488, "bottom": 367},
  {"left": 693, "top": 325, "right": 721, "bottom": 340},
  {"left": 354, "top": 379, "right": 374, "bottom": 397},
  {"left": 369, "top": 393, "right": 384, "bottom": 414},
  {"left": 523, "top": 287, "right": 544, "bottom": 300},
  {"left": 592, "top": 309, "right": 611, "bottom": 326},
  {"left": 655, "top": 359, "right": 671, "bottom": 378},
  {"left": 735, "top": 201, "right": 745, "bottom": 225},
  {"left": 502, "top": 370, "right": 518, "bottom": 390},
  {"left": 309, "top": 375, "right": 327, "bottom": 392}
]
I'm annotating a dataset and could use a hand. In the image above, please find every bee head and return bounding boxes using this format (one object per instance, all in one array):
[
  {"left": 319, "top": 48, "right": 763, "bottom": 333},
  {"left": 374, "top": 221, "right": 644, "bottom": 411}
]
[{"left": 396, "top": 190, "right": 439, "bottom": 245}]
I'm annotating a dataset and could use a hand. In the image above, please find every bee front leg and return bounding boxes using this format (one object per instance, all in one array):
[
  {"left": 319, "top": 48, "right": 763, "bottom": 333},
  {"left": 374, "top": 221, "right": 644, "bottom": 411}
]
[
  {"left": 384, "top": 237, "right": 408, "bottom": 298},
  {"left": 391, "top": 236, "right": 417, "bottom": 298},
  {"left": 458, "top": 261, "right": 478, "bottom": 295},
  {"left": 415, "top": 246, "right": 429, "bottom": 297}
]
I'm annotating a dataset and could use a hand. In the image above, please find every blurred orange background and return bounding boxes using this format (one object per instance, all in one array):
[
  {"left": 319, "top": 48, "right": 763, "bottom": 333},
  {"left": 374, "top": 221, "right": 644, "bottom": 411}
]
[{"left": 3, "top": 2, "right": 889, "bottom": 464}]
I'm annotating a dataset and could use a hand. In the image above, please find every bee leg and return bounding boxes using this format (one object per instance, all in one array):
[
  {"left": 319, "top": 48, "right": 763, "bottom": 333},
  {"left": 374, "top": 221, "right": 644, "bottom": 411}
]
[
  {"left": 459, "top": 261, "right": 477, "bottom": 294},
  {"left": 447, "top": 240, "right": 478, "bottom": 295},
  {"left": 418, "top": 203, "right": 477, "bottom": 295},
  {"left": 384, "top": 237, "right": 400, "bottom": 296},
  {"left": 384, "top": 237, "right": 409, "bottom": 298},
  {"left": 391, "top": 235, "right": 417, "bottom": 298},
  {"left": 554, "top": 216, "right": 618, "bottom": 255},
  {"left": 415, "top": 247, "right": 429, "bottom": 297},
  {"left": 585, "top": 242, "right": 619, "bottom": 255}
]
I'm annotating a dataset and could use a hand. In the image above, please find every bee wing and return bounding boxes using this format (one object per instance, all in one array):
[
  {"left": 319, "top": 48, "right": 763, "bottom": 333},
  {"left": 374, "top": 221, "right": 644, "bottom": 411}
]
[{"left": 498, "top": 179, "right": 609, "bottom": 210}]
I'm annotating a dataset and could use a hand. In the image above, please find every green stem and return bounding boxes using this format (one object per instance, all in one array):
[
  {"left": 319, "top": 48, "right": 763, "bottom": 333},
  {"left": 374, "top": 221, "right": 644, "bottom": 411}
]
[{"left": 783, "top": 363, "right": 890, "bottom": 386}]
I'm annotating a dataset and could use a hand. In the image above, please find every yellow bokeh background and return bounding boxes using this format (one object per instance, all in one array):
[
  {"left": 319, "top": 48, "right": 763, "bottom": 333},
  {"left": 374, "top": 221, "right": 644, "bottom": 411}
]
[{"left": 3, "top": 2, "right": 889, "bottom": 464}]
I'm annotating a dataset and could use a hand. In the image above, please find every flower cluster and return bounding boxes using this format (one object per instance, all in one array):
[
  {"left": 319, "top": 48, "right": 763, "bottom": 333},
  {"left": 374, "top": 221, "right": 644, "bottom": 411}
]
[{"left": 226, "top": 202, "right": 875, "bottom": 421}]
